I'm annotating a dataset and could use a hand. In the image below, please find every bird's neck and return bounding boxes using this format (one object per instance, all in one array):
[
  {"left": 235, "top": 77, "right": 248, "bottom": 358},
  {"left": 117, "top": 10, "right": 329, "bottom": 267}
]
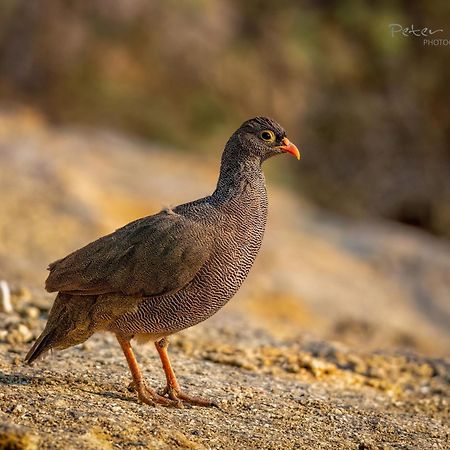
[{"left": 212, "top": 156, "right": 265, "bottom": 204}]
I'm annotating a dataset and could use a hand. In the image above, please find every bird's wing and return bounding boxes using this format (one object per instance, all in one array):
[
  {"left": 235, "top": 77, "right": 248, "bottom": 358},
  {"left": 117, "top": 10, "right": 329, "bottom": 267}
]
[{"left": 45, "top": 207, "right": 216, "bottom": 296}]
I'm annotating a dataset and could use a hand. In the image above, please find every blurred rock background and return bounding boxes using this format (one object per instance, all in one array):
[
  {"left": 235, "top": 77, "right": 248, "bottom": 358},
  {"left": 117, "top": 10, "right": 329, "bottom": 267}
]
[
  {"left": 1, "top": 0, "right": 449, "bottom": 236},
  {"left": 0, "top": 1, "right": 449, "bottom": 356}
]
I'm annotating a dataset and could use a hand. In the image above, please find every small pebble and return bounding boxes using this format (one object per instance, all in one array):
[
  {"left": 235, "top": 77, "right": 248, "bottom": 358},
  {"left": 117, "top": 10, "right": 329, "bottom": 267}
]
[
  {"left": 13, "top": 286, "right": 32, "bottom": 302},
  {"left": 0, "top": 280, "right": 13, "bottom": 313},
  {"left": 6, "top": 324, "right": 34, "bottom": 344},
  {"left": 24, "top": 306, "right": 40, "bottom": 320},
  {"left": 18, "top": 324, "right": 33, "bottom": 341}
]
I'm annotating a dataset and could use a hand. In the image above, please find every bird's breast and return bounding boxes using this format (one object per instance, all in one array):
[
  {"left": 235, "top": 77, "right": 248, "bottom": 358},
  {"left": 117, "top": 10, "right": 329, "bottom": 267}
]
[
  {"left": 184, "top": 182, "right": 269, "bottom": 313},
  {"left": 114, "top": 181, "right": 268, "bottom": 338}
]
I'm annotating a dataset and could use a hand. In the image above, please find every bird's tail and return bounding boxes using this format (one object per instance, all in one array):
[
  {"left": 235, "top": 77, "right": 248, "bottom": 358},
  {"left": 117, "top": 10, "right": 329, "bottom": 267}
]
[
  {"left": 25, "top": 293, "right": 97, "bottom": 364},
  {"left": 24, "top": 327, "right": 56, "bottom": 364}
]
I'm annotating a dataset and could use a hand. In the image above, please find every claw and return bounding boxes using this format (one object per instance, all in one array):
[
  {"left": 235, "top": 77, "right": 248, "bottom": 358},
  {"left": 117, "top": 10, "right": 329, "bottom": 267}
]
[
  {"left": 160, "top": 385, "right": 217, "bottom": 407},
  {"left": 136, "top": 382, "right": 180, "bottom": 407}
]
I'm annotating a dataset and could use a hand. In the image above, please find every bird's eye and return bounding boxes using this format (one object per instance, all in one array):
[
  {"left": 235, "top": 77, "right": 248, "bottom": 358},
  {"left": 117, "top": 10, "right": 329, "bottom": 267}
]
[{"left": 260, "top": 130, "right": 275, "bottom": 142}]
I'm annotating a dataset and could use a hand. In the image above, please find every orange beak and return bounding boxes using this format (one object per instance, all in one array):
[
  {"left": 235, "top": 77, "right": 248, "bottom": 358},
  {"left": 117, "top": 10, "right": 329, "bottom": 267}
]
[{"left": 278, "top": 137, "right": 300, "bottom": 160}]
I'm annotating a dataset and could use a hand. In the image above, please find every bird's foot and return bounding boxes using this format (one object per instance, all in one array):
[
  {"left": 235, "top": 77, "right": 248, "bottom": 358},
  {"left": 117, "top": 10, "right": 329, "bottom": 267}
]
[
  {"left": 128, "top": 381, "right": 217, "bottom": 408},
  {"left": 158, "top": 385, "right": 218, "bottom": 408},
  {"left": 131, "top": 381, "right": 181, "bottom": 407}
]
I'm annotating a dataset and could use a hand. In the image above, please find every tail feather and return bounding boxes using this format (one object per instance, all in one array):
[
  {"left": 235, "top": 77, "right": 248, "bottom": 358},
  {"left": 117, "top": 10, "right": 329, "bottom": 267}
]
[
  {"left": 25, "top": 292, "right": 98, "bottom": 364},
  {"left": 25, "top": 329, "right": 55, "bottom": 364}
]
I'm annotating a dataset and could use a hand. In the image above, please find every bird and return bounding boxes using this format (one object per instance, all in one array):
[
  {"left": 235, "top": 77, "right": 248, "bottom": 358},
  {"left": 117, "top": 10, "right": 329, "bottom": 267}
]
[{"left": 25, "top": 116, "right": 300, "bottom": 407}]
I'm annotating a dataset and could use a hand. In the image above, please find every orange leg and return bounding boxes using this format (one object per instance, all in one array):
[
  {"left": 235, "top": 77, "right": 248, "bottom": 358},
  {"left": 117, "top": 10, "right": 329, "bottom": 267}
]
[
  {"left": 116, "top": 335, "right": 178, "bottom": 407},
  {"left": 155, "top": 337, "right": 218, "bottom": 407}
]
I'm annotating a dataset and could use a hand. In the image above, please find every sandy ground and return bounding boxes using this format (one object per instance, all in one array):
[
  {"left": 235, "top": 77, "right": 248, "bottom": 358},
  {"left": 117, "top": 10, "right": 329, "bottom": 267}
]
[
  {"left": 0, "top": 109, "right": 449, "bottom": 449},
  {"left": 1, "top": 302, "right": 449, "bottom": 449}
]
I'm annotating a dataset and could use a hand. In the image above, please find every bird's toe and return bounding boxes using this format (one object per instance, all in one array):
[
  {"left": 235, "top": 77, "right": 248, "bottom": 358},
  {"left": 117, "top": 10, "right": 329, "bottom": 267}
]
[
  {"left": 163, "top": 387, "right": 217, "bottom": 408},
  {"left": 134, "top": 382, "right": 180, "bottom": 407}
]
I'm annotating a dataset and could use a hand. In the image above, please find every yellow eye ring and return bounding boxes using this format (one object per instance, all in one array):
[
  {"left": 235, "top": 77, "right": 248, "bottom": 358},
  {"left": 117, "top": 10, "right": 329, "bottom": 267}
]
[{"left": 260, "top": 130, "right": 275, "bottom": 142}]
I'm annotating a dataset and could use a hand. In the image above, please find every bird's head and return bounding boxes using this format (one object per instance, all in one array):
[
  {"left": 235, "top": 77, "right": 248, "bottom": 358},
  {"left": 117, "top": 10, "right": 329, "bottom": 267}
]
[{"left": 227, "top": 116, "right": 300, "bottom": 163}]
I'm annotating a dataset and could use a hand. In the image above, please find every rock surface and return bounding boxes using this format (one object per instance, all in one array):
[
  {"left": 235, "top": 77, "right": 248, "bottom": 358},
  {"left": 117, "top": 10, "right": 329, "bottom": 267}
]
[
  {"left": 0, "top": 109, "right": 449, "bottom": 449},
  {"left": 1, "top": 308, "right": 449, "bottom": 449}
]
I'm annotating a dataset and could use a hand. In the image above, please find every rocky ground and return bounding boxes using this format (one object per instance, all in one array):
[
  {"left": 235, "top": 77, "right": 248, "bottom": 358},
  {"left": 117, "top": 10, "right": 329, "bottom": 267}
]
[
  {"left": 1, "top": 299, "right": 449, "bottom": 449},
  {"left": 0, "top": 109, "right": 449, "bottom": 449}
]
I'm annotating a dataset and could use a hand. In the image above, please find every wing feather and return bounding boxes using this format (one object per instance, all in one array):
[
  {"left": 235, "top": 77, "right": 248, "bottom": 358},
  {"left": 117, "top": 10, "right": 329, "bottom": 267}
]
[{"left": 45, "top": 207, "right": 215, "bottom": 297}]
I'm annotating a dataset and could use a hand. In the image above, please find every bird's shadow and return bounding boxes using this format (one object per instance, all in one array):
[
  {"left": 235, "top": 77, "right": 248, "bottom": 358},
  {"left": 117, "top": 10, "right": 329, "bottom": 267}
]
[
  {"left": 0, "top": 371, "right": 32, "bottom": 386},
  {"left": 0, "top": 368, "right": 136, "bottom": 404},
  {"left": 81, "top": 388, "right": 135, "bottom": 403}
]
